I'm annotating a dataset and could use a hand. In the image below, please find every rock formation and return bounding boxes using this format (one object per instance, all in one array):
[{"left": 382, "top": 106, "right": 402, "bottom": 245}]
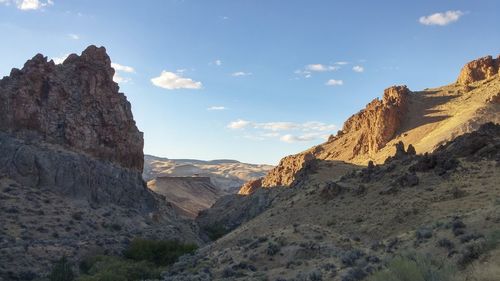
[
  {"left": 0, "top": 46, "right": 201, "bottom": 280},
  {"left": 0, "top": 45, "right": 144, "bottom": 172},
  {"left": 238, "top": 178, "right": 263, "bottom": 195},
  {"left": 243, "top": 85, "right": 411, "bottom": 192},
  {"left": 340, "top": 85, "right": 410, "bottom": 156},
  {"left": 0, "top": 46, "right": 152, "bottom": 209},
  {"left": 240, "top": 53, "right": 500, "bottom": 195},
  {"left": 457, "top": 55, "right": 500, "bottom": 85}
]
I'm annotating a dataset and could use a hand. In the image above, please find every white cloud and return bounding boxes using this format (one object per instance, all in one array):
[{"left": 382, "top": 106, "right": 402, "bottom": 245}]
[
  {"left": 227, "top": 119, "right": 251, "bottom": 129},
  {"left": 113, "top": 73, "right": 131, "bottom": 84},
  {"left": 419, "top": 10, "right": 464, "bottom": 26},
  {"left": 151, "top": 71, "right": 202, "bottom": 90},
  {"left": 335, "top": 61, "right": 349, "bottom": 65},
  {"left": 326, "top": 79, "right": 344, "bottom": 86},
  {"left": 111, "top": 63, "right": 135, "bottom": 73},
  {"left": 207, "top": 106, "right": 226, "bottom": 111},
  {"left": 68, "top": 33, "right": 79, "bottom": 40},
  {"left": 352, "top": 65, "right": 364, "bottom": 73},
  {"left": 280, "top": 134, "right": 317, "bottom": 143},
  {"left": 51, "top": 54, "right": 69, "bottom": 64},
  {"left": 227, "top": 120, "right": 337, "bottom": 143},
  {"left": 215, "top": 59, "right": 222, "bottom": 66},
  {"left": 306, "top": 64, "right": 340, "bottom": 72},
  {"left": 231, "top": 71, "right": 252, "bottom": 77},
  {"left": 14, "top": 0, "right": 53, "bottom": 10}
]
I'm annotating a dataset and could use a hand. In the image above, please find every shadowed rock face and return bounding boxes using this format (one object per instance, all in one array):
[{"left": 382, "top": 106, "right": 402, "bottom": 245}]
[
  {"left": 457, "top": 55, "right": 500, "bottom": 85},
  {"left": 0, "top": 46, "right": 154, "bottom": 210},
  {"left": 0, "top": 45, "right": 144, "bottom": 172}
]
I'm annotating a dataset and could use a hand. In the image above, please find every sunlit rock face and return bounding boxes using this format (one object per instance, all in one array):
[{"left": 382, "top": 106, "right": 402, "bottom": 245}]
[{"left": 457, "top": 55, "right": 500, "bottom": 85}]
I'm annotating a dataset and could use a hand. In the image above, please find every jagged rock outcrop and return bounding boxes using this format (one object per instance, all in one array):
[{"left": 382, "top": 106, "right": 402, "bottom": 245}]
[
  {"left": 0, "top": 46, "right": 152, "bottom": 209},
  {"left": 0, "top": 45, "right": 144, "bottom": 172},
  {"left": 261, "top": 152, "right": 315, "bottom": 188},
  {"left": 238, "top": 178, "right": 263, "bottom": 195},
  {"left": 341, "top": 85, "right": 410, "bottom": 156},
  {"left": 457, "top": 55, "right": 500, "bottom": 85},
  {"left": 0, "top": 46, "right": 201, "bottom": 280},
  {"left": 240, "top": 85, "right": 411, "bottom": 193}
]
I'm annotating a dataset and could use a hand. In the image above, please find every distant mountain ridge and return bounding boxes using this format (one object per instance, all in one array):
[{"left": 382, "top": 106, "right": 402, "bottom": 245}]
[{"left": 144, "top": 154, "right": 273, "bottom": 193}]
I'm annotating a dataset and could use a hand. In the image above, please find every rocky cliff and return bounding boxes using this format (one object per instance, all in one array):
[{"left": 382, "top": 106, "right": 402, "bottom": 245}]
[
  {"left": 0, "top": 46, "right": 200, "bottom": 280},
  {"left": 457, "top": 55, "right": 500, "bottom": 85},
  {"left": 0, "top": 45, "right": 144, "bottom": 172},
  {"left": 241, "top": 54, "right": 500, "bottom": 193},
  {"left": 0, "top": 45, "right": 152, "bottom": 210}
]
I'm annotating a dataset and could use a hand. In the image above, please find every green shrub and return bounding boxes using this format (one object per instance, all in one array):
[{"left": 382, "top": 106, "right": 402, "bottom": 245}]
[
  {"left": 485, "top": 230, "right": 500, "bottom": 251},
  {"left": 123, "top": 238, "right": 197, "bottom": 266},
  {"left": 367, "top": 253, "right": 456, "bottom": 281},
  {"left": 48, "top": 257, "right": 75, "bottom": 281},
  {"left": 203, "top": 223, "right": 229, "bottom": 241},
  {"left": 76, "top": 256, "right": 160, "bottom": 281}
]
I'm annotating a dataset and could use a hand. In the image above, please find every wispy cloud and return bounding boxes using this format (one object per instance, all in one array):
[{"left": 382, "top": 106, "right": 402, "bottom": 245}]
[
  {"left": 151, "top": 70, "right": 202, "bottom": 90},
  {"left": 111, "top": 62, "right": 135, "bottom": 84},
  {"left": 227, "top": 120, "right": 337, "bottom": 143},
  {"left": 68, "top": 33, "right": 79, "bottom": 40},
  {"left": 325, "top": 79, "right": 343, "bottom": 86},
  {"left": 1, "top": 0, "right": 54, "bottom": 10},
  {"left": 214, "top": 59, "right": 222, "bottom": 66},
  {"left": 306, "top": 64, "right": 340, "bottom": 72},
  {"left": 352, "top": 65, "right": 364, "bottom": 73},
  {"left": 228, "top": 119, "right": 251, "bottom": 129},
  {"left": 207, "top": 106, "right": 226, "bottom": 111},
  {"left": 113, "top": 73, "right": 131, "bottom": 84},
  {"left": 111, "top": 63, "right": 135, "bottom": 73},
  {"left": 419, "top": 10, "right": 464, "bottom": 26},
  {"left": 231, "top": 71, "right": 252, "bottom": 77}
]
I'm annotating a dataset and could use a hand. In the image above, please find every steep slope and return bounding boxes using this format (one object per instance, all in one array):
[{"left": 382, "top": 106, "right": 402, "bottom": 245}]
[
  {"left": 0, "top": 46, "right": 200, "bottom": 280},
  {"left": 144, "top": 155, "right": 273, "bottom": 193},
  {"left": 148, "top": 177, "right": 222, "bottom": 218},
  {"left": 241, "top": 54, "right": 500, "bottom": 193},
  {"left": 162, "top": 123, "right": 500, "bottom": 281}
]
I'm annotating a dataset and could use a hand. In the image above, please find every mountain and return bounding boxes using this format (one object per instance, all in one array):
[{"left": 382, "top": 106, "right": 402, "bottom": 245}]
[
  {"left": 0, "top": 46, "right": 199, "bottom": 279},
  {"left": 240, "top": 54, "right": 500, "bottom": 194},
  {"left": 161, "top": 55, "right": 500, "bottom": 280},
  {"left": 144, "top": 155, "right": 273, "bottom": 193},
  {"left": 148, "top": 177, "right": 223, "bottom": 219}
]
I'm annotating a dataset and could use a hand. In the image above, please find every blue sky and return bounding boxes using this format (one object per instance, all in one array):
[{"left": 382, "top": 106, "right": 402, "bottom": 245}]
[{"left": 1, "top": 0, "right": 499, "bottom": 164}]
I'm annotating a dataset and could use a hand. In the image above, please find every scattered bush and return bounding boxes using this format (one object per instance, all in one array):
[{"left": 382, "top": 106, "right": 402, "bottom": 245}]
[
  {"left": 48, "top": 257, "right": 74, "bottom": 281},
  {"left": 437, "top": 238, "right": 455, "bottom": 250},
  {"left": 203, "top": 223, "right": 229, "bottom": 241},
  {"left": 266, "top": 242, "right": 280, "bottom": 256},
  {"left": 485, "top": 230, "right": 500, "bottom": 251},
  {"left": 76, "top": 256, "right": 160, "bottom": 281},
  {"left": 367, "top": 253, "right": 456, "bottom": 281},
  {"left": 341, "top": 250, "right": 364, "bottom": 267},
  {"left": 123, "top": 238, "right": 197, "bottom": 266}
]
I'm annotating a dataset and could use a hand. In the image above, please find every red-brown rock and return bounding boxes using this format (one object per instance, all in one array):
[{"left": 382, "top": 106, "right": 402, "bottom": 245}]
[
  {"left": 0, "top": 45, "right": 144, "bottom": 172},
  {"left": 457, "top": 55, "right": 500, "bottom": 85}
]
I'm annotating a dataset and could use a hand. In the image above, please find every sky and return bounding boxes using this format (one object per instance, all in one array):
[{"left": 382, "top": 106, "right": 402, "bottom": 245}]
[{"left": 1, "top": 0, "right": 500, "bottom": 164}]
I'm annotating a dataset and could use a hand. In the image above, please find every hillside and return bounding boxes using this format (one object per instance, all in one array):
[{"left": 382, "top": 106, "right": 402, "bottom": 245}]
[
  {"left": 148, "top": 177, "right": 223, "bottom": 218},
  {"left": 240, "top": 54, "right": 500, "bottom": 194},
  {"left": 161, "top": 54, "right": 500, "bottom": 281},
  {"left": 0, "top": 46, "right": 200, "bottom": 279},
  {"left": 144, "top": 155, "right": 273, "bottom": 193},
  {"left": 165, "top": 122, "right": 500, "bottom": 281}
]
